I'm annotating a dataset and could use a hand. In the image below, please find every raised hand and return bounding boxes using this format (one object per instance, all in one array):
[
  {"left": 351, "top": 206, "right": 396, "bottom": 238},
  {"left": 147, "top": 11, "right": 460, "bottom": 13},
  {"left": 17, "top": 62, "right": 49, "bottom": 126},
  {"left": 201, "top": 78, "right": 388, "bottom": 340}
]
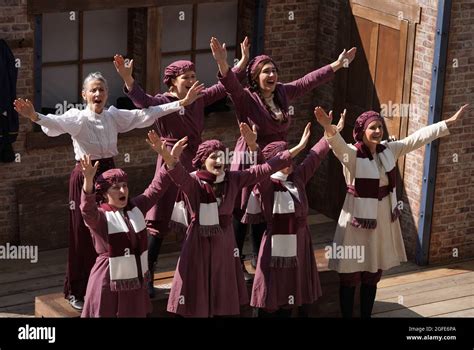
[
  {"left": 298, "top": 122, "right": 312, "bottom": 149},
  {"left": 210, "top": 37, "right": 227, "bottom": 63},
  {"left": 338, "top": 47, "right": 357, "bottom": 67},
  {"left": 170, "top": 136, "right": 188, "bottom": 161},
  {"left": 13, "top": 98, "right": 39, "bottom": 121},
  {"left": 445, "top": 104, "right": 470, "bottom": 127},
  {"left": 314, "top": 106, "right": 333, "bottom": 128},
  {"left": 240, "top": 122, "right": 258, "bottom": 151},
  {"left": 113, "top": 54, "right": 134, "bottom": 90},
  {"left": 288, "top": 122, "right": 311, "bottom": 158},
  {"left": 181, "top": 81, "right": 205, "bottom": 106},
  {"left": 336, "top": 109, "right": 346, "bottom": 132},
  {"left": 80, "top": 154, "right": 99, "bottom": 180},
  {"left": 146, "top": 130, "right": 168, "bottom": 155},
  {"left": 314, "top": 106, "right": 337, "bottom": 137},
  {"left": 113, "top": 54, "right": 133, "bottom": 79},
  {"left": 239, "top": 36, "right": 250, "bottom": 65}
]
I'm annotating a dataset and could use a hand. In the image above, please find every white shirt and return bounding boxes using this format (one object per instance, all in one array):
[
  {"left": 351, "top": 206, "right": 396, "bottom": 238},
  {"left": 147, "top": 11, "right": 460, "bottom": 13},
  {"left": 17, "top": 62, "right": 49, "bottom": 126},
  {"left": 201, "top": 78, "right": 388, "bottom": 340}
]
[{"left": 36, "top": 101, "right": 182, "bottom": 161}]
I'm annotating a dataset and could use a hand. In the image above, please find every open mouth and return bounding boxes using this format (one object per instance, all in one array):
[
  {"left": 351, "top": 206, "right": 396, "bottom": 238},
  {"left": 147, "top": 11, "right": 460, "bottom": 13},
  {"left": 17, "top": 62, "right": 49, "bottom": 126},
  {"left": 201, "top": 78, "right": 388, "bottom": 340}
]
[
  {"left": 93, "top": 99, "right": 102, "bottom": 104},
  {"left": 214, "top": 164, "right": 222, "bottom": 171},
  {"left": 119, "top": 196, "right": 127, "bottom": 202}
]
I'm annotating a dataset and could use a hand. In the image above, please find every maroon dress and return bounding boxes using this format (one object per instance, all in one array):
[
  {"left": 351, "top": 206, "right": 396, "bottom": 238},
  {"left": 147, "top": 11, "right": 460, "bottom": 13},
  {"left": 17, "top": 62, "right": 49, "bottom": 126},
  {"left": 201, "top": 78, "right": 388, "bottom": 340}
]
[
  {"left": 80, "top": 166, "right": 171, "bottom": 317},
  {"left": 165, "top": 150, "right": 292, "bottom": 317},
  {"left": 125, "top": 68, "right": 246, "bottom": 236},
  {"left": 251, "top": 138, "right": 330, "bottom": 311}
]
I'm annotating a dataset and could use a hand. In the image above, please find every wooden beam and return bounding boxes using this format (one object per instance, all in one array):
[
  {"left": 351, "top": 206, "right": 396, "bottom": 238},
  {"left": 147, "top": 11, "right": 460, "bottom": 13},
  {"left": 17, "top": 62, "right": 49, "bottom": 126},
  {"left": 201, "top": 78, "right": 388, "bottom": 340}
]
[
  {"left": 146, "top": 7, "right": 161, "bottom": 95},
  {"left": 28, "top": 0, "right": 238, "bottom": 15}
]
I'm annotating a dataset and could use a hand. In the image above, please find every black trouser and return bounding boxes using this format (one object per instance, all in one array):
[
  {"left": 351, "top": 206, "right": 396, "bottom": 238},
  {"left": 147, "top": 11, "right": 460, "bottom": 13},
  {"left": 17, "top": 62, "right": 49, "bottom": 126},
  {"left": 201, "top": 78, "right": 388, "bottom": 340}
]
[
  {"left": 233, "top": 217, "right": 266, "bottom": 262},
  {"left": 147, "top": 234, "right": 164, "bottom": 275}
]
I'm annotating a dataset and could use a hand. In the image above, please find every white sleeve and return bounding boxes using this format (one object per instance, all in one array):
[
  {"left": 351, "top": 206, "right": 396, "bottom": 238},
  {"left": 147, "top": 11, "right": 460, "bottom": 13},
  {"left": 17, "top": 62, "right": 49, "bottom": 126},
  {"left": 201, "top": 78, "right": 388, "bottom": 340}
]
[
  {"left": 387, "top": 121, "right": 450, "bottom": 159},
  {"left": 325, "top": 131, "right": 357, "bottom": 174},
  {"left": 35, "top": 109, "right": 84, "bottom": 137},
  {"left": 110, "top": 101, "right": 182, "bottom": 133}
]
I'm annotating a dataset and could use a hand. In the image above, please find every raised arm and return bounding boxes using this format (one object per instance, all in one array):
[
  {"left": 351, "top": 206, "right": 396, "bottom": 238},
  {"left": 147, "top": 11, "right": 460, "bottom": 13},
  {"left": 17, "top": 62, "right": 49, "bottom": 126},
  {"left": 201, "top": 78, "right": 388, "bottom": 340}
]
[
  {"left": 113, "top": 82, "right": 204, "bottom": 133},
  {"left": 294, "top": 136, "right": 330, "bottom": 185},
  {"left": 295, "top": 108, "right": 346, "bottom": 184},
  {"left": 199, "top": 37, "right": 249, "bottom": 106},
  {"left": 235, "top": 122, "right": 310, "bottom": 188},
  {"left": 78, "top": 154, "right": 105, "bottom": 231},
  {"left": 14, "top": 98, "right": 83, "bottom": 137},
  {"left": 315, "top": 106, "right": 356, "bottom": 173},
  {"left": 388, "top": 104, "right": 469, "bottom": 158},
  {"left": 284, "top": 48, "right": 356, "bottom": 101}
]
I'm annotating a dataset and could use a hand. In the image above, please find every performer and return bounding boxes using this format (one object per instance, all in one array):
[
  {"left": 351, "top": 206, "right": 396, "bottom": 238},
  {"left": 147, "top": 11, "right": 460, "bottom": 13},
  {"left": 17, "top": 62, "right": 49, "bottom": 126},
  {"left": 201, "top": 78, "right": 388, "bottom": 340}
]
[
  {"left": 114, "top": 38, "right": 250, "bottom": 296},
  {"left": 13, "top": 72, "right": 202, "bottom": 310},
  {"left": 147, "top": 122, "right": 310, "bottom": 317},
  {"left": 79, "top": 129, "right": 173, "bottom": 317},
  {"left": 249, "top": 111, "right": 345, "bottom": 318},
  {"left": 315, "top": 104, "right": 469, "bottom": 318},
  {"left": 211, "top": 36, "right": 356, "bottom": 279}
]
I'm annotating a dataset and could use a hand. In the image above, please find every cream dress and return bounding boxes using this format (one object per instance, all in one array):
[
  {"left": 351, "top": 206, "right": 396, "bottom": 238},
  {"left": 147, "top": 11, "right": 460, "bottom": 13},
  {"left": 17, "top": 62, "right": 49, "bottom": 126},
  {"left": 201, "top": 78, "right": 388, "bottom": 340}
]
[{"left": 326, "top": 121, "right": 449, "bottom": 273}]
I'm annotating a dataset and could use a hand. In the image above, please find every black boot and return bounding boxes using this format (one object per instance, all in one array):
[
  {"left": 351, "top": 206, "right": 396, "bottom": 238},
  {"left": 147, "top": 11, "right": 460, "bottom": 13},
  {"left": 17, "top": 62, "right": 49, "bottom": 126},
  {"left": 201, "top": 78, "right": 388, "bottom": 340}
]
[
  {"left": 297, "top": 304, "right": 312, "bottom": 317},
  {"left": 360, "top": 284, "right": 377, "bottom": 319},
  {"left": 147, "top": 262, "right": 156, "bottom": 298},
  {"left": 339, "top": 285, "right": 356, "bottom": 318},
  {"left": 276, "top": 308, "right": 293, "bottom": 318}
]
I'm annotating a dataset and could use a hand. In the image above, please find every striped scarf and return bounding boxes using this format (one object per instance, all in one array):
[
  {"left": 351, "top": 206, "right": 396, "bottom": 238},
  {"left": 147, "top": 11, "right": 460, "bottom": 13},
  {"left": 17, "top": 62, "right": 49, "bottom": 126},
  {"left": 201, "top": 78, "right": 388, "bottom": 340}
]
[
  {"left": 101, "top": 203, "right": 149, "bottom": 291},
  {"left": 349, "top": 142, "right": 400, "bottom": 229},
  {"left": 268, "top": 172, "right": 299, "bottom": 267},
  {"left": 169, "top": 170, "right": 225, "bottom": 236}
]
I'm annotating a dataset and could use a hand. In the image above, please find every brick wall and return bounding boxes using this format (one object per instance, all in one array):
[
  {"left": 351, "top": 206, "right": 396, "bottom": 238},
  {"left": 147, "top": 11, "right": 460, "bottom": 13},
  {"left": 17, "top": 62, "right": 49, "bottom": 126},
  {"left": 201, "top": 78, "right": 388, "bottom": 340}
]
[
  {"left": 262, "top": 0, "right": 325, "bottom": 165},
  {"left": 400, "top": 1, "right": 439, "bottom": 261},
  {"left": 429, "top": 0, "right": 474, "bottom": 263}
]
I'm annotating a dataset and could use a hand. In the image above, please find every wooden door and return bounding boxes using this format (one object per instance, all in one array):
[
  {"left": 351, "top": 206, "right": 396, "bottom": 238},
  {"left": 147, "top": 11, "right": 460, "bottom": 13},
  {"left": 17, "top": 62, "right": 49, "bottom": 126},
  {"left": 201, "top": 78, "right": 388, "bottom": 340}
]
[{"left": 325, "top": 0, "right": 420, "bottom": 219}]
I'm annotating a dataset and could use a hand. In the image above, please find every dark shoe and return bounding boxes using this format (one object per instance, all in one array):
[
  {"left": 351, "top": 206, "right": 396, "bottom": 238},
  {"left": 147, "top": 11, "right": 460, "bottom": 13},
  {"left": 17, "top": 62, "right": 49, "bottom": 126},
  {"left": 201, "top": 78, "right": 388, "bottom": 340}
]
[
  {"left": 360, "top": 284, "right": 377, "bottom": 319},
  {"left": 147, "top": 280, "right": 156, "bottom": 299},
  {"left": 339, "top": 285, "right": 356, "bottom": 318},
  {"left": 68, "top": 296, "right": 84, "bottom": 311}
]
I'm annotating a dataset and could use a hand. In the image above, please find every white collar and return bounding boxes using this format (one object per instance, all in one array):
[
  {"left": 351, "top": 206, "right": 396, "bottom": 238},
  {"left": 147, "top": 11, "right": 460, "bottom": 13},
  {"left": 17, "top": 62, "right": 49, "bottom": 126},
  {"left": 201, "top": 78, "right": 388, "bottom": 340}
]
[{"left": 271, "top": 171, "right": 288, "bottom": 182}]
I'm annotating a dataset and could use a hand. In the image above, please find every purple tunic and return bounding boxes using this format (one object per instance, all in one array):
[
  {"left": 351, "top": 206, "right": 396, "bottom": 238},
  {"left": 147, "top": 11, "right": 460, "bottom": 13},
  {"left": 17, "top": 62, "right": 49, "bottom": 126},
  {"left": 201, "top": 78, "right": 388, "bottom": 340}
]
[
  {"left": 218, "top": 65, "right": 334, "bottom": 211},
  {"left": 250, "top": 138, "right": 330, "bottom": 311},
  {"left": 80, "top": 167, "right": 171, "bottom": 317},
  {"left": 165, "top": 150, "right": 292, "bottom": 317},
  {"left": 125, "top": 68, "right": 246, "bottom": 235}
]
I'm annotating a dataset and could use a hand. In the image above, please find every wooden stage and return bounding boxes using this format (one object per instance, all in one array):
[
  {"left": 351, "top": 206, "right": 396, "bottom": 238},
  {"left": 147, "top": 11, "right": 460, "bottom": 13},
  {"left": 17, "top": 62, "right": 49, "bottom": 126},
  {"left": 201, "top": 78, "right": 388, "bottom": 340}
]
[{"left": 1, "top": 212, "right": 472, "bottom": 318}]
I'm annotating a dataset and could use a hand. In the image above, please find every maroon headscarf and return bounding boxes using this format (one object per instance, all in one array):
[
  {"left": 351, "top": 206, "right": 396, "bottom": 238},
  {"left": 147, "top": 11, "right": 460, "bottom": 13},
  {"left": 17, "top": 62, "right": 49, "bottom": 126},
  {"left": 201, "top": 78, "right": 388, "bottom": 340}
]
[
  {"left": 95, "top": 168, "right": 128, "bottom": 195},
  {"left": 163, "top": 60, "right": 196, "bottom": 87},
  {"left": 192, "top": 140, "right": 226, "bottom": 170},
  {"left": 262, "top": 141, "right": 288, "bottom": 160},
  {"left": 353, "top": 111, "right": 385, "bottom": 142}
]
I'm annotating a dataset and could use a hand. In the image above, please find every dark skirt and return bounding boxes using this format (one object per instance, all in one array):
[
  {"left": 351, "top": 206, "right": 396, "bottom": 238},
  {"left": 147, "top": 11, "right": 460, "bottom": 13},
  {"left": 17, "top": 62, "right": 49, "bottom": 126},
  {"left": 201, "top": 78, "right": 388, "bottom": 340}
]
[{"left": 63, "top": 157, "right": 115, "bottom": 300}]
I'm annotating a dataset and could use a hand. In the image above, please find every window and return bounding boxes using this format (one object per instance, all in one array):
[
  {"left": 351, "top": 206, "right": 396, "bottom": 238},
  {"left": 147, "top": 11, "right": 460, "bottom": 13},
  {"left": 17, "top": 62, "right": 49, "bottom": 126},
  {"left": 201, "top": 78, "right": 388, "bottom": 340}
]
[
  {"left": 40, "top": 9, "right": 128, "bottom": 112},
  {"left": 159, "top": 2, "right": 239, "bottom": 92}
]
